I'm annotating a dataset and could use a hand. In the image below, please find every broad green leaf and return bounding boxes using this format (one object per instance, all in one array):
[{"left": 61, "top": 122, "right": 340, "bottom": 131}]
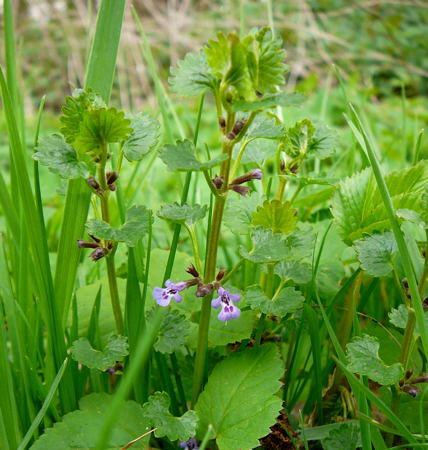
[
  {"left": 346, "top": 334, "right": 404, "bottom": 385},
  {"left": 245, "top": 285, "right": 304, "bottom": 316},
  {"left": 232, "top": 92, "right": 304, "bottom": 112},
  {"left": 245, "top": 113, "right": 284, "bottom": 139},
  {"left": 396, "top": 208, "right": 425, "bottom": 227},
  {"left": 275, "top": 259, "right": 312, "bottom": 284},
  {"left": 147, "top": 309, "right": 191, "bottom": 354},
  {"left": 86, "top": 205, "right": 152, "bottom": 247},
  {"left": 332, "top": 161, "right": 428, "bottom": 244},
  {"left": 354, "top": 231, "right": 398, "bottom": 277},
  {"left": 321, "top": 421, "right": 360, "bottom": 450},
  {"left": 142, "top": 392, "right": 197, "bottom": 442},
  {"left": 158, "top": 203, "right": 207, "bottom": 226},
  {"left": 73, "top": 107, "right": 132, "bottom": 156},
  {"left": 31, "top": 393, "right": 150, "bottom": 449},
  {"left": 196, "top": 344, "right": 282, "bottom": 450},
  {"left": 285, "top": 119, "right": 337, "bottom": 160},
  {"left": 389, "top": 304, "right": 408, "bottom": 329},
  {"left": 122, "top": 113, "right": 160, "bottom": 161},
  {"left": 240, "top": 228, "right": 288, "bottom": 263},
  {"left": 33, "top": 134, "right": 90, "bottom": 179},
  {"left": 169, "top": 50, "right": 218, "bottom": 96},
  {"left": 223, "top": 193, "right": 262, "bottom": 235},
  {"left": 159, "top": 139, "right": 227, "bottom": 172},
  {"left": 70, "top": 334, "right": 128, "bottom": 371},
  {"left": 252, "top": 199, "right": 298, "bottom": 234},
  {"left": 59, "top": 88, "right": 105, "bottom": 143},
  {"left": 246, "top": 27, "right": 287, "bottom": 94}
]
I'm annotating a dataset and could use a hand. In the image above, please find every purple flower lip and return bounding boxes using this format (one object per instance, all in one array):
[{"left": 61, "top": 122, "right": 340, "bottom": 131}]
[
  {"left": 211, "top": 287, "right": 241, "bottom": 322},
  {"left": 153, "top": 279, "right": 188, "bottom": 307}
]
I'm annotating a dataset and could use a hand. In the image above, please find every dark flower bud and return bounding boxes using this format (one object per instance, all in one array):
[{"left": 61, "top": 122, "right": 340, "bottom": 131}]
[
  {"left": 289, "top": 162, "right": 299, "bottom": 174},
  {"left": 402, "top": 277, "right": 409, "bottom": 289},
  {"left": 218, "top": 116, "right": 226, "bottom": 129},
  {"left": 405, "top": 369, "right": 413, "bottom": 379},
  {"left": 106, "top": 171, "right": 119, "bottom": 185},
  {"left": 231, "top": 169, "right": 262, "bottom": 185},
  {"left": 402, "top": 385, "right": 419, "bottom": 397},
  {"left": 408, "top": 374, "right": 428, "bottom": 384},
  {"left": 227, "top": 120, "right": 246, "bottom": 140},
  {"left": 255, "top": 90, "right": 263, "bottom": 98},
  {"left": 423, "top": 297, "right": 428, "bottom": 310},
  {"left": 90, "top": 247, "right": 108, "bottom": 261},
  {"left": 77, "top": 239, "right": 99, "bottom": 249},
  {"left": 216, "top": 268, "right": 226, "bottom": 281},
  {"left": 280, "top": 160, "right": 286, "bottom": 172},
  {"left": 422, "top": 248, "right": 426, "bottom": 258},
  {"left": 108, "top": 184, "right": 117, "bottom": 191},
  {"left": 196, "top": 283, "right": 213, "bottom": 298},
  {"left": 230, "top": 185, "right": 249, "bottom": 196},
  {"left": 89, "top": 234, "right": 101, "bottom": 243},
  {"left": 399, "top": 379, "right": 405, "bottom": 387},
  {"left": 186, "top": 264, "right": 200, "bottom": 278},
  {"left": 87, "top": 176, "right": 100, "bottom": 191},
  {"left": 212, "top": 176, "right": 224, "bottom": 189}
]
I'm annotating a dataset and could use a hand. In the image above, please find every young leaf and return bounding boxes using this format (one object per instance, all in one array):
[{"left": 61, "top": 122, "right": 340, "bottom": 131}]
[
  {"left": 142, "top": 392, "right": 198, "bottom": 442},
  {"left": 122, "top": 113, "right": 160, "bottom": 161},
  {"left": 240, "top": 228, "right": 289, "bottom": 263},
  {"left": 252, "top": 199, "right": 298, "bottom": 234},
  {"left": 73, "top": 107, "right": 132, "bottom": 156},
  {"left": 195, "top": 344, "right": 282, "bottom": 450},
  {"left": 158, "top": 203, "right": 207, "bottom": 227},
  {"left": 34, "top": 133, "right": 90, "bottom": 179},
  {"left": 159, "top": 139, "right": 227, "bottom": 172},
  {"left": 346, "top": 334, "right": 404, "bottom": 385},
  {"left": 245, "top": 285, "right": 304, "bottom": 317},
  {"left": 31, "top": 393, "right": 150, "bottom": 449},
  {"left": 60, "top": 88, "right": 106, "bottom": 143},
  {"left": 389, "top": 304, "right": 408, "bottom": 329},
  {"left": 70, "top": 334, "right": 128, "bottom": 371},
  {"left": 86, "top": 205, "right": 152, "bottom": 247},
  {"left": 232, "top": 92, "right": 304, "bottom": 112},
  {"left": 354, "top": 231, "right": 398, "bottom": 277},
  {"left": 169, "top": 50, "right": 218, "bottom": 96},
  {"left": 147, "top": 309, "right": 191, "bottom": 354}
]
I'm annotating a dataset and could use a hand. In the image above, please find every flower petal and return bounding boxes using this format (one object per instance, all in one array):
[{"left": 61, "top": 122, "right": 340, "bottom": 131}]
[
  {"left": 173, "top": 292, "right": 183, "bottom": 303},
  {"left": 211, "top": 296, "right": 221, "bottom": 309},
  {"left": 229, "top": 293, "right": 241, "bottom": 303},
  {"left": 154, "top": 287, "right": 171, "bottom": 306}
]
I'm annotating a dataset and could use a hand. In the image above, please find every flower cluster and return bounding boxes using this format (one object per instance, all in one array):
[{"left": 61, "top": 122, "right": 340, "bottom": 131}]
[{"left": 153, "top": 266, "right": 241, "bottom": 322}]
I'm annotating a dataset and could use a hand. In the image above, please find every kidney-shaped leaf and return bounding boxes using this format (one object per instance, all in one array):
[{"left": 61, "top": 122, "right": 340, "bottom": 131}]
[{"left": 123, "top": 113, "right": 160, "bottom": 161}]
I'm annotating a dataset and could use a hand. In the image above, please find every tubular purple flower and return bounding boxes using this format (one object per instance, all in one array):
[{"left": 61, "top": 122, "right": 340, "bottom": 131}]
[
  {"left": 153, "top": 280, "right": 187, "bottom": 307},
  {"left": 230, "top": 169, "right": 263, "bottom": 186},
  {"left": 180, "top": 438, "right": 199, "bottom": 449},
  {"left": 211, "top": 287, "right": 241, "bottom": 322}
]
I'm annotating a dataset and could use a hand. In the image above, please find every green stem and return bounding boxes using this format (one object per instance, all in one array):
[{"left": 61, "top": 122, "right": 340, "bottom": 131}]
[
  {"left": 186, "top": 225, "right": 203, "bottom": 274},
  {"left": 399, "top": 307, "right": 416, "bottom": 368}
]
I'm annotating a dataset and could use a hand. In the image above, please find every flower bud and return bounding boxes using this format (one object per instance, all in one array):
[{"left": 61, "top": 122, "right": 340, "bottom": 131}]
[
  {"left": 196, "top": 283, "right": 213, "bottom": 298},
  {"left": 231, "top": 169, "right": 262, "bottom": 185},
  {"left": 212, "top": 176, "right": 224, "bottom": 189},
  {"left": 186, "top": 264, "right": 200, "bottom": 278},
  {"left": 218, "top": 116, "right": 226, "bottom": 129},
  {"left": 90, "top": 247, "right": 108, "bottom": 261},
  {"left": 87, "top": 176, "right": 100, "bottom": 191},
  {"left": 230, "top": 185, "right": 249, "bottom": 196},
  {"left": 106, "top": 171, "right": 119, "bottom": 185},
  {"left": 402, "top": 385, "right": 419, "bottom": 397},
  {"left": 77, "top": 239, "right": 99, "bottom": 249},
  {"left": 227, "top": 120, "right": 246, "bottom": 140},
  {"left": 216, "top": 269, "right": 226, "bottom": 281}
]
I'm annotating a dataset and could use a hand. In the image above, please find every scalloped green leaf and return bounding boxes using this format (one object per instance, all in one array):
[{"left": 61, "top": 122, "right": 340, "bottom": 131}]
[
  {"left": 240, "top": 228, "right": 288, "bottom": 263},
  {"left": 31, "top": 393, "right": 150, "bottom": 449},
  {"left": 223, "top": 193, "right": 262, "bottom": 235},
  {"left": 354, "top": 231, "right": 398, "bottom": 277},
  {"left": 245, "top": 285, "right": 305, "bottom": 316},
  {"left": 33, "top": 133, "right": 90, "bottom": 179},
  {"left": 169, "top": 50, "right": 218, "bottom": 96},
  {"left": 195, "top": 344, "right": 282, "bottom": 450},
  {"left": 346, "top": 334, "right": 404, "bottom": 385},
  {"left": 252, "top": 199, "right": 298, "bottom": 234},
  {"left": 122, "top": 113, "right": 160, "bottom": 161},
  {"left": 85, "top": 205, "right": 152, "bottom": 247},
  {"left": 275, "top": 259, "right": 312, "bottom": 284},
  {"left": 142, "top": 392, "right": 198, "bottom": 442},
  {"left": 157, "top": 203, "right": 207, "bottom": 226},
  {"left": 70, "top": 334, "right": 128, "bottom": 371},
  {"left": 232, "top": 92, "right": 304, "bottom": 112},
  {"left": 159, "top": 139, "right": 227, "bottom": 172},
  {"left": 321, "top": 421, "right": 360, "bottom": 450}
]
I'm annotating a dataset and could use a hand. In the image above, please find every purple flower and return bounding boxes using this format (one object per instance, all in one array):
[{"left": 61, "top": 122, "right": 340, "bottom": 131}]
[
  {"left": 153, "top": 280, "right": 187, "bottom": 307},
  {"left": 251, "top": 168, "right": 263, "bottom": 180},
  {"left": 212, "top": 287, "right": 241, "bottom": 322},
  {"left": 180, "top": 438, "right": 199, "bottom": 449}
]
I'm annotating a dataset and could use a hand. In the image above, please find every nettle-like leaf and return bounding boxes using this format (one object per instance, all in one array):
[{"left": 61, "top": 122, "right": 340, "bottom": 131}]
[
  {"left": 240, "top": 228, "right": 288, "bottom": 263},
  {"left": 73, "top": 107, "right": 132, "bottom": 156},
  {"left": 346, "top": 334, "right": 404, "bottom": 385},
  {"left": 321, "top": 421, "right": 360, "bottom": 450},
  {"left": 122, "top": 113, "right": 160, "bottom": 162},
  {"left": 159, "top": 139, "right": 227, "bottom": 172},
  {"left": 86, "top": 205, "right": 152, "bottom": 247},
  {"left": 158, "top": 203, "right": 207, "bottom": 227},
  {"left": 60, "top": 88, "right": 105, "bottom": 143},
  {"left": 275, "top": 259, "right": 312, "bottom": 284},
  {"left": 233, "top": 92, "right": 304, "bottom": 112},
  {"left": 196, "top": 344, "right": 282, "bottom": 450},
  {"left": 33, "top": 133, "right": 90, "bottom": 179},
  {"left": 332, "top": 160, "right": 428, "bottom": 244},
  {"left": 285, "top": 119, "right": 337, "bottom": 160},
  {"left": 252, "top": 199, "right": 298, "bottom": 234},
  {"left": 354, "top": 231, "right": 398, "bottom": 277},
  {"left": 31, "top": 393, "right": 150, "bottom": 449},
  {"left": 246, "top": 285, "right": 304, "bottom": 317},
  {"left": 70, "top": 334, "right": 128, "bottom": 371},
  {"left": 142, "top": 392, "right": 198, "bottom": 442},
  {"left": 147, "top": 309, "right": 191, "bottom": 354},
  {"left": 389, "top": 304, "right": 428, "bottom": 334},
  {"left": 169, "top": 50, "right": 218, "bottom": 96},
  {"left": 223, "top": 193, "right": 262, "bottom": 235}
]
